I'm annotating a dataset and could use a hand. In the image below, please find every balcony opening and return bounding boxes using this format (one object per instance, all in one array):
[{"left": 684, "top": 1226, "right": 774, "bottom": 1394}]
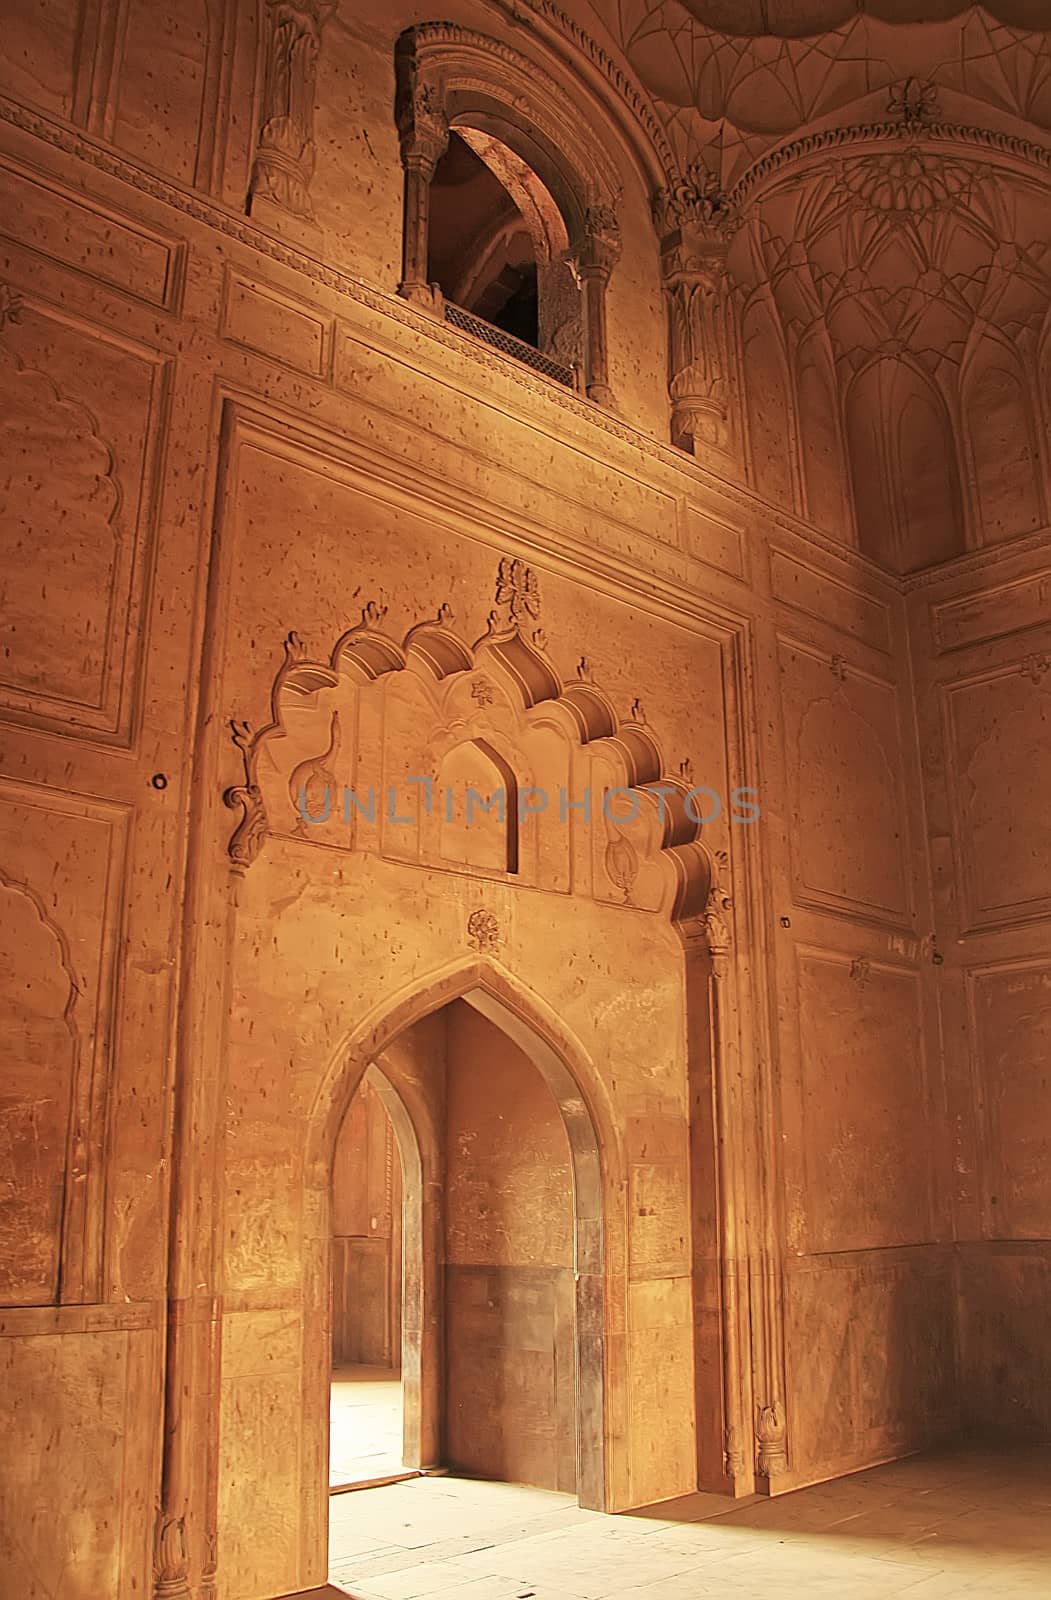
[{"left": 426, "top": 130, "right": 580, "bottom": 386}]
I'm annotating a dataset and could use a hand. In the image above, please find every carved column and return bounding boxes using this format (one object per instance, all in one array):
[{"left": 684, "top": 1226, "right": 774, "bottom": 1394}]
[
  {"left": 570, "top": 205, "right": 620, "bottom": 407},
  {"left": 654, "top": 169, "right": 737, "bottom": 454},
  {"left": 248, "top": 0, "right": 333, "bottom": 223},
  {"left": 394, "top": 31, "right": 449, "bottom": 311}
]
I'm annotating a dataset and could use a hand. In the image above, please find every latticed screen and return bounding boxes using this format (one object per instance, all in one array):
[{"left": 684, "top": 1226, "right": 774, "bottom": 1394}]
[{"left": 444, "top": 301, "right": 577, "bottom": 389}]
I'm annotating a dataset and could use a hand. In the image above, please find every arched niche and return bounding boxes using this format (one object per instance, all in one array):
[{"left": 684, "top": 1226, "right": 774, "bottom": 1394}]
[
  {"left": 432, "top": 736, "right": 519, "bottom": 875},
  {"left": 963, "top": 340, "right": 1043, "bottom": 544},
  {"left": 846, "top": 358, "right": 965, "bottom": 572}
]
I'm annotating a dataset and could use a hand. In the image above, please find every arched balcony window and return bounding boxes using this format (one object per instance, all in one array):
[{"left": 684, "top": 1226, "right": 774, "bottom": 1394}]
[{"left": 395, "top": 24, "right": 621, "bottom": 405}]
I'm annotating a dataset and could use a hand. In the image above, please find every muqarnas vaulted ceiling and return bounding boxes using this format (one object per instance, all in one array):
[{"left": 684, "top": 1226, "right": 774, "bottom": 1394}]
[
  {"left": 598, "top": 1, "right": 1051, "bottom": 179},
  {"left": 657, "top": 2, "right": 1050, "bottom": 34}
]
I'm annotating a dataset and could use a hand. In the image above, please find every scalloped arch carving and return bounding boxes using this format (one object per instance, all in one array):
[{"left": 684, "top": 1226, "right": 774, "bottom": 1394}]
[{"left": 224, "top": 584, "right": 719, "bottom": 924}]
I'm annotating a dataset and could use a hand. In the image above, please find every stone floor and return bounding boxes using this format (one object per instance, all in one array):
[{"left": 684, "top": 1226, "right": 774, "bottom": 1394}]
[
  {"left": 305, "top": 1443, "right": 1051, "bottom": 1599},
  {"left": 330, "top": 1365, "right": 406, "bottom": 1491}
]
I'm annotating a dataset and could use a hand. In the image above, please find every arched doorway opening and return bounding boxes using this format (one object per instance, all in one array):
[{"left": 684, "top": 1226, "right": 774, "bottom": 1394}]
[
  {"left": 306, "top": 963, "right": 609, "bottom": 1576},
  {"left": 328, "top": 1070, "right": 407, "bottom": 1491}
]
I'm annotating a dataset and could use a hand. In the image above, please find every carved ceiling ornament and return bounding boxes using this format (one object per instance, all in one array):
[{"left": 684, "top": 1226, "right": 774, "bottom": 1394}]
[
  {"left": 222, "top": 561, "right": 723, "bottom": 928},
  {"left": 731, "top": 132, "right": 1051, "bottom": 392},
  {"left": 593, "top": 1, "right": 1051, "bottom": 193}
]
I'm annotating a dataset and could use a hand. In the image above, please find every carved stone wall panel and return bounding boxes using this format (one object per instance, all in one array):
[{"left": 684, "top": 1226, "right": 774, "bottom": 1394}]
[
  {"left": 790, "top": 948, "right": 932, "bottom": 1255},
  {"left": 777, "top": 637, "right": 912, "bottom": 927},
  {"left": 0, "top": 157, "right": 184, "bottom": 310},
  {"left": 932, "top": 568, "right": 1051, "bottom": 653},
  {"left": 770, "top": 551, "right": 892, "bottom": 655},
  {"left": 967, "top": 959, "right": 1051, "bottom": 1239},
  {"left": 0, "top": 0, "right": 83, "bottom": 120},
  {"left": 0, "top": 291, "right": 167, "bottom": 742},
  {"left": 221, "top": 269, "right": 332, "bottom": 378},
  {"left": 683, "top": 501, "right": 745, "bottom": 581},
  {"left": 109, "top": 0, "right": 212, "bottom": 185},
  {"left": 333, "top": 327, "right": 683, "bottom": 558},
  {"left": 0, "top": 779, "right": 130, "bottom": 1307},
  {"left": 943, "top": 661, "right": 1051, "bottom": 930}
]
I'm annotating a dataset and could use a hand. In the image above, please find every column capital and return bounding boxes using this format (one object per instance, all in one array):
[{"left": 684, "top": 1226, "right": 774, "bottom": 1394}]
[{"left": 570, "top": 204, "right": 622, "bottom": 281}]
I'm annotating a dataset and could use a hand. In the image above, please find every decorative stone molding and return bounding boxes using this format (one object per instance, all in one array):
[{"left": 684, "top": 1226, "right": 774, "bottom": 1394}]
[
  {"left": 394, "top": 29, "right": 450, "bottom": 309},
  {"left": 491, "top": 556, "right": 541, "bottom": 633},
  {"left": 703, "top": 879, "right": 733, "bottom": 977},
  {"left": 223, "top": 718, "right": 267, "bottom": 870},
  {"left": 248, "top": 0, "right": 334, "bottom": 223},
  {"left": 568, "top": 206, "right": 621, "bottom": 406},
  {"left": 653, "top": 165, "right": 738, "bottom": 244},
  {"left": 730, "top": 114, "right": 1051, "bottom": 212},
  {"left": 1021, "top": 653, "right": 1050, "bottom": 685}
]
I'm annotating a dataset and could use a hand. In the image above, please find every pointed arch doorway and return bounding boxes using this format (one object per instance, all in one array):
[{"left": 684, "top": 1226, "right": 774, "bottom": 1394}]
[{"left": 304, "top": 962, "right": 609, "bottom": 1577}]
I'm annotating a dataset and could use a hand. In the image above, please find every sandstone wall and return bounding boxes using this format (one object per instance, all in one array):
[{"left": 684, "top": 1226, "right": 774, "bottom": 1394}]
[{"left": 0, "top": 2, "right": 1045, "bottom": 1597}]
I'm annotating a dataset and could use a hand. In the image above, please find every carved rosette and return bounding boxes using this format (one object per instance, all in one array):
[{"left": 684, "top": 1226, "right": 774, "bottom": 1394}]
[
  {"left": 467, "top": 909, "right": 500, "bottom": 952},
  {"left": 655, "top": 167, "right": 737, "bottom": 454},
  {"left": 249, "top": 0, "right": 334, "bottom": 221}
]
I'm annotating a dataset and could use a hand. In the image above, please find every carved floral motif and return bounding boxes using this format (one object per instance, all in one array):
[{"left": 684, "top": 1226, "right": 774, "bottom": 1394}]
[
  {"left": 492, "top": 557, "right": 541, "bottom": 633},
  {"left": 466, "top": 908, "right": 501, "bottom": 952}
]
